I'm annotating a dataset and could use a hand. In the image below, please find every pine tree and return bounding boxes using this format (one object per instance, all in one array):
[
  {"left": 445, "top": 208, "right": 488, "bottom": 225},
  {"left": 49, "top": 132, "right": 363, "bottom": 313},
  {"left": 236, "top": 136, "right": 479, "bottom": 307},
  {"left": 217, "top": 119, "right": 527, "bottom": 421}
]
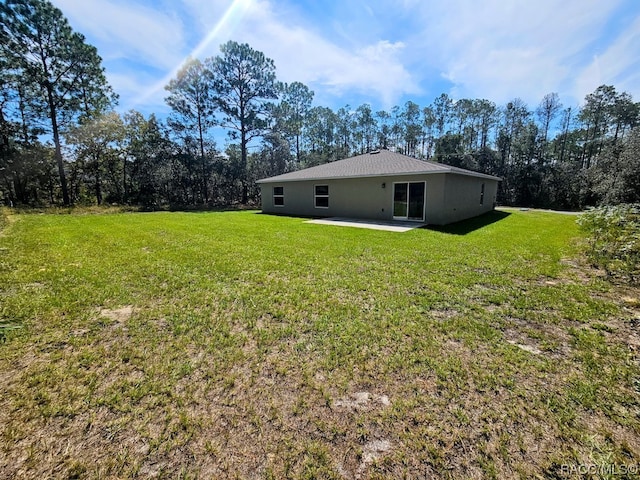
[{"left": 0, "top": 0, "right": 115, "bottom": 205}]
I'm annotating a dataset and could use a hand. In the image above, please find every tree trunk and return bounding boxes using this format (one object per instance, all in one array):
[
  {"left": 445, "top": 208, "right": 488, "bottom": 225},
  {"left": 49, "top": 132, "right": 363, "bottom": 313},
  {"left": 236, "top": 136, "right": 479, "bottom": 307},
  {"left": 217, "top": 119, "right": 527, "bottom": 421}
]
[
  {"left": 122, "top": 155, "right": 127, "bottom": 204},
  {"left": 240, "top": 99, "right": 248, "bottom": 204},
  {"left": 241, "top": 131, "right": 248, "bottom": 204},
  {"left": 46, "top": 84, "right": 70, "bottom": 205},
  {"left": 580, "top": 119, "right": 591, "bottom": 169},
  {"left": 95, "top": 167, "right": 102, "bottom": 205},
  {"left": 197, "top": 111, "right": 208, "bottom": 204}
]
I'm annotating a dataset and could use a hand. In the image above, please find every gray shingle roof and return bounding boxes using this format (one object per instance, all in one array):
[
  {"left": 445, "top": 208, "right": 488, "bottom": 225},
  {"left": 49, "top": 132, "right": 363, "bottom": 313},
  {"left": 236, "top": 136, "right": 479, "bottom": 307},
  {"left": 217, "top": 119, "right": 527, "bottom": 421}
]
[{"left": 257, "top": 150, "right": 501, "bottom": 183}]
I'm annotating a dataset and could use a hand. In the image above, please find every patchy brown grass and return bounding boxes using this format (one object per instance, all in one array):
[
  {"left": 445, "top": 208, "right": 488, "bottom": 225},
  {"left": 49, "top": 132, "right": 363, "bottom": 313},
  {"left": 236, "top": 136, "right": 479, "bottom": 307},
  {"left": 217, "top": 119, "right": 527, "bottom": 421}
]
[{"left": 0, "top": 210, "right": 639, "bottom": 479}]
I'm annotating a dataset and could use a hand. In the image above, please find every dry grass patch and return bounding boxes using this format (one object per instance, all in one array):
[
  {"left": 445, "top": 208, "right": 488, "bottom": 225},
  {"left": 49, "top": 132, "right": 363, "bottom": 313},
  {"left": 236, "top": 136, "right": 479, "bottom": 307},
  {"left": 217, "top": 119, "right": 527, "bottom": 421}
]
[{"left": 0, "top": 210, "right": 639, "bottom": 479}]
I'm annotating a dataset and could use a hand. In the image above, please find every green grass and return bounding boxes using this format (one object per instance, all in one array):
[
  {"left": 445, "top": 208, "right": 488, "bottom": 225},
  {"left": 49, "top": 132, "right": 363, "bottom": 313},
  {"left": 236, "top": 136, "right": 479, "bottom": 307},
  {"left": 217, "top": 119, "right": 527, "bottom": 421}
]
[{"left": 1, "top": 209, "right": 639, "bottom": 479}]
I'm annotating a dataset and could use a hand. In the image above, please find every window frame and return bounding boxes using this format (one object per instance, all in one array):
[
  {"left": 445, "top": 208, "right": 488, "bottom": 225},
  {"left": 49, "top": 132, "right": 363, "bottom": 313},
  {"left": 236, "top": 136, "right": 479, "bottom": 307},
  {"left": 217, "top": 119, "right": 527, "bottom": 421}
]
[
  {"left": 392, "top": 181, "right": 426, "bottom": 222},
  {"left": 273, "top": 186, "right": 284, "bottom": 207},
  {"left": 314, "top": 184, "right": 329, "bottom": 209}
]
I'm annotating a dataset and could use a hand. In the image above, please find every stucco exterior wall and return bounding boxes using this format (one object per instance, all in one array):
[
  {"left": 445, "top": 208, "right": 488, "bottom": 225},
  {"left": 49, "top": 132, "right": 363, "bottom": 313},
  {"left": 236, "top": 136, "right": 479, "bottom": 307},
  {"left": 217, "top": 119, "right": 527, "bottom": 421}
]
[
  {"left": 259, "top": 173, "right": 498, "bottom": 225},
  {"left": 436, "top": 174, "right": 498, "bottom": 224}
]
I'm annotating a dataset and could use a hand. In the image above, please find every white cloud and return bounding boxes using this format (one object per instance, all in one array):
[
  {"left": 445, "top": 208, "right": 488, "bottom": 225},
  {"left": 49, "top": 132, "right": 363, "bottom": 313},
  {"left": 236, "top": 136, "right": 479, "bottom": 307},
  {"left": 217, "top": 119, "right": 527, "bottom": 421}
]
[
  {"left": 107, "top": 72, "right": 171, "bottom": 115},
  {"left": 49, "top": 0, "right": 640, "bottom": 116},
  {"left": 574, "top": 15, "right": 640, "bottom": 101},
  {"left": 179, "top": 0, "right": 422, "bottom": 108},
  {"left": 51, "top": 0, "right": 190, "bottom": 111},
  {"left": 53, "top": 0, "right": 186, "bottom": 70},
  {"left": 407, "top": 0, "right": 629, "bottom": 105}
]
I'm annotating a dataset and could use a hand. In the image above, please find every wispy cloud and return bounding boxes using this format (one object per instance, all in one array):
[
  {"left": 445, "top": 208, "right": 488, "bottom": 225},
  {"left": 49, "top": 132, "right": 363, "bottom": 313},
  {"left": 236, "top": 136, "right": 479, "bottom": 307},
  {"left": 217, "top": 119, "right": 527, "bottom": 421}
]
[
  {"left": 54, "top": 0, "right": 186, "bottom": 70},
  {"left": 178, "top": 0, "right": 422, "bottom": 108},
  {"left": 50, "top": 0, "right": 640, "bottom": 115},
  {"left": 52, "top": 0, "right": 189, "bottom": 111},
  {"left": 407, "top": 0, "right": 630, "bottom": 105},
  {"left": 574, "top": 15, "right": 640, "bottom": 101},
  {"left": 55, "top": 0, "right": 421, "bottom": 111}
]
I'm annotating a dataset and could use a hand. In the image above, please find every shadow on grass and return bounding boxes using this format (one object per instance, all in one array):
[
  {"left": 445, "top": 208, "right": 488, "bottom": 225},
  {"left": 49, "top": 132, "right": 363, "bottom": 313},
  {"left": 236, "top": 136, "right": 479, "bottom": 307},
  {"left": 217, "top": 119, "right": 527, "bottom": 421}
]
[
  {"left": 2, "top": 204, "right": 260, "bottom": 215},
  {"left": 425, "top": 210, "right": 511, "bottom": 235},
  {"left": 164, "top": 204, "right": 259, "bottom": 213}
]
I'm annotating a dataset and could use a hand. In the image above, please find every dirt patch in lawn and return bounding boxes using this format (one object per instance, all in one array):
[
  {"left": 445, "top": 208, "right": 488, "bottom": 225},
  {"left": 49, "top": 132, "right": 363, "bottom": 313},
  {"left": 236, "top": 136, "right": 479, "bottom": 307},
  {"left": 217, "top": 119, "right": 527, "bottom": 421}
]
[
  {"left": 98, "top": 305, "right": 134, "bottom": 323},
  {"left": 334, "top": 391, "right": 391, "bottom": 411}
]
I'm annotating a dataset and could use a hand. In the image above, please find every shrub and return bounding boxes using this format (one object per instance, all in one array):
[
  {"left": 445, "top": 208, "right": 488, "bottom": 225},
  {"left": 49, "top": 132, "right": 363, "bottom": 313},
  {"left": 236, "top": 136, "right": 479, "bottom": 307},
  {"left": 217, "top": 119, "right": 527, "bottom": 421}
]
[{"left": 577, "top": 204, "right": 640, "bottom": 284}]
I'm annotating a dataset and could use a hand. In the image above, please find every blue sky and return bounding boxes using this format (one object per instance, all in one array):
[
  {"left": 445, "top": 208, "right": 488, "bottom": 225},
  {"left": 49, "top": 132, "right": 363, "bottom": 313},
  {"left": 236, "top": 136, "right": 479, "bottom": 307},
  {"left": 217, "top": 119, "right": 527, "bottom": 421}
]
[{"left": 52, "top": 0, "right": 640, "bottom": 118}]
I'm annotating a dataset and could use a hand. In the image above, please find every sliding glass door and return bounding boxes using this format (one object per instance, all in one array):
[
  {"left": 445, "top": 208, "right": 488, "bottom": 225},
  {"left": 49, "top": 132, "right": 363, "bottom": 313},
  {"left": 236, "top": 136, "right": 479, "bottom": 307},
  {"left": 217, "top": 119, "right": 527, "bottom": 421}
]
[{"left": 393, "top": 181, "right": 425, "bottom": 221}]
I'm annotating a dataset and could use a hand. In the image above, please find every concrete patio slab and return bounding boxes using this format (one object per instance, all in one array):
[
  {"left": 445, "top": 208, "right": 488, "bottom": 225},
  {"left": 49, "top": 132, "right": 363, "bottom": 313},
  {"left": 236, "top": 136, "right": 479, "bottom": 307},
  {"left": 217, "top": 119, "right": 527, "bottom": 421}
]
[{"left": 305, "top": 217, "right": 425, "bottom": 232}]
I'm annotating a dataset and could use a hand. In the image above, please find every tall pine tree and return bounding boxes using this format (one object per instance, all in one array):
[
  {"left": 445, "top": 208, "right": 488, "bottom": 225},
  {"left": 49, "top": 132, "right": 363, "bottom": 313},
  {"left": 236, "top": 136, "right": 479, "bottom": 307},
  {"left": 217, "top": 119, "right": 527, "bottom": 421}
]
[
  {"left": 0, "top": 0, "right": 115, "bottom": 205},
  {"left": 206, "top": 41, "right": 278, "bottom": 203}
]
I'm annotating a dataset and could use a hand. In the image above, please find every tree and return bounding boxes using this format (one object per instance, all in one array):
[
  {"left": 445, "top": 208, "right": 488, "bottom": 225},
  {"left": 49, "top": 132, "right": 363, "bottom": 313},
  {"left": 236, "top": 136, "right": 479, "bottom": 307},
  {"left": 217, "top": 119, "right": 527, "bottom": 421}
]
[
  {"left": 556, "top": 106, "right": 574, "bottom": 164},
  {"left": 402, "top": 101, "right": 422, "bottom": 156},
  {"left": 335, "top": 106, "right": 355, "bottom": 158},
  {"left": 435, "top": 133, "right": 464, "bottom": 166},
  {"left": 275, "top": 81, "right": 314, "bottom": 164},
  {"left": 207, "top": 41, "right": 278, "bottom": 203},
  {"left": 390, "top": 105, "right": 403, "bottom": 149},
  {"left": 475, "top": 99, "right": 497, "bottom": 151},
  {"left": 1, "top": 53, "right": 55, "bottom": 205},
  {"left": 375, "top": 110, "right": 391, "bottom": 150},
  {"left": 590, "top": 128, "right": 640, "bottom": 205},
  {"left": 250, "top": 132, "right": 291, "bottom": 191},
  {"left": 421, "top": 106, "right": 436, "bottom": 158},
  {"left": 0, "top": 0, "right": 115, "bottom": 205},
  {"left": 304, "top": 106, "right": 337, "bottom": 165},
  {"left": 611, "top": 93, "right": 639, "bottom": 145},
  {"left": 498, "top": 98, "right": 530, "bottom": 166},
  {"left": 536, "top": 93, "right": 562, "bottom": 149},
  {"left": 611, "top": 128, "right": 640, "bottom": 203},
  {"left": 432, "top": 93, "right": 452, "bottom": 137},
  {"left": 354, "top": 104, "right": 376, "bottom": 154},
  {"left": 452, "top": 99, "right": 473, "bottom": 136},
  {"left": 216, "top": 144, "right": 245, "bottom": 203},
  {"left": 578, "top": 85, "right": 617, "bottom": 168},
  {"left": 65, "top": 111, "right": 125, "bottom": 204},
  {"left": 165, "top": 57, "right": 216, "bottom": 203},
  {"left": 123, "top": 111, "right": 173, "bottom": 207},
  {"left": 452, "top": 99, "right": 476, "bottom": 150}
]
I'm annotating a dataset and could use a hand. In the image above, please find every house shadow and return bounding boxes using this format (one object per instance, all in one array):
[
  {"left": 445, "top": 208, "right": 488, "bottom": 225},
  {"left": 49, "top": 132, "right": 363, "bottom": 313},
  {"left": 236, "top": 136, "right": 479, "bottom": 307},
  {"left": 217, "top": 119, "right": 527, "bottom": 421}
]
[{"left": 424, "top": 210, "right": 511, "bottom": 235}]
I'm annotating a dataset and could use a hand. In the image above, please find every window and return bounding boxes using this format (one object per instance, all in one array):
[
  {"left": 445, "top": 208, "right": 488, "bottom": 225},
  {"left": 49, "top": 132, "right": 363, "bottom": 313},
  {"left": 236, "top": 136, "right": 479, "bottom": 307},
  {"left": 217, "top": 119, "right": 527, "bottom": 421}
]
[
  {"left": 273, "top": 186, "right": 284, "bottom": 206},
  {"left": 480, "top": 183, "right": 485, "bottom": 205},
  {"left": 315, "top": 185, "right": 329, "bottom": 208}
]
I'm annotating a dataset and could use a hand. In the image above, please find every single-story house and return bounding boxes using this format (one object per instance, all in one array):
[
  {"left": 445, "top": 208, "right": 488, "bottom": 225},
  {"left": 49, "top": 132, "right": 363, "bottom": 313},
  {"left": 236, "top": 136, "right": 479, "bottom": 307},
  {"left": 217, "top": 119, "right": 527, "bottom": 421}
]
[{"left": 256, "top": 149, "right": 501, "bottom": 225}]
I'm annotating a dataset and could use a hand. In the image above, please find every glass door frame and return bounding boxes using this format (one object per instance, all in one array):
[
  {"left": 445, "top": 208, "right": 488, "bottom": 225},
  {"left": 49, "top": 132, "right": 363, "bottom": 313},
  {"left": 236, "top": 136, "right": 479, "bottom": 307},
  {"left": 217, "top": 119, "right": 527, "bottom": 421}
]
[{"left": 392, "top": 181, "right": 426, "bottom": 222}]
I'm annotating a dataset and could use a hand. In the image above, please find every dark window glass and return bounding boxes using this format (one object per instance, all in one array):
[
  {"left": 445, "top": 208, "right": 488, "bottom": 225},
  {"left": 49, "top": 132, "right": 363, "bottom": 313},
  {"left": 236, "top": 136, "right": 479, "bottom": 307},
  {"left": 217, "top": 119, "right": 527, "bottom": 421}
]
[
  {"left": 315, "top": 185, "right": 329, "bottom": 208},
  {"left": 393, "top": 183, "right": 408, "bottom": 217},
  {"left": 315, "top": 196, "right": 329, "bottom": 208},
  {"left": 315, "top": 185, "right": 328, "bottom": 196},
  {"left": 273, "top": 186, "right": 284, "bottom": 206},
  {"left": 408, "top": 182, "right": 425, "bottom": 220}
]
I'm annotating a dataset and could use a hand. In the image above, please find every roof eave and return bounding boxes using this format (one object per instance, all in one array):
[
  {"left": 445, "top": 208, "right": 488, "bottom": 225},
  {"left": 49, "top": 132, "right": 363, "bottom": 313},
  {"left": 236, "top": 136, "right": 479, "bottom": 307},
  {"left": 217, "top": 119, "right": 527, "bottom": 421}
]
[
  {"left": 257, "top": 170, "right": 445, "bottom": 183},
  {"left": 257, "top": 170, "right": 501, "bottom": 183}
]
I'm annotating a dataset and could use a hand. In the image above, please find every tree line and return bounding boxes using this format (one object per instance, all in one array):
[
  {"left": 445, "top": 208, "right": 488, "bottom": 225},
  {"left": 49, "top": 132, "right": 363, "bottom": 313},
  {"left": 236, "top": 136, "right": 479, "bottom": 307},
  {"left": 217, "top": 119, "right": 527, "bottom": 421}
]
[{"left": 1, "top": 0, "right": 639, "bottom": 210}]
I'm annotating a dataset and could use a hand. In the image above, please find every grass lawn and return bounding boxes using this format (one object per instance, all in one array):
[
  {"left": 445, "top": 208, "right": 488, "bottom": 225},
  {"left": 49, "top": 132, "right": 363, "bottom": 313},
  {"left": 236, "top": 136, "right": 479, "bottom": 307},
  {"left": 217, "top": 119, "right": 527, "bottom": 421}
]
[{"left": 1, "top": 208, "right": 639, "bottom": 479}]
